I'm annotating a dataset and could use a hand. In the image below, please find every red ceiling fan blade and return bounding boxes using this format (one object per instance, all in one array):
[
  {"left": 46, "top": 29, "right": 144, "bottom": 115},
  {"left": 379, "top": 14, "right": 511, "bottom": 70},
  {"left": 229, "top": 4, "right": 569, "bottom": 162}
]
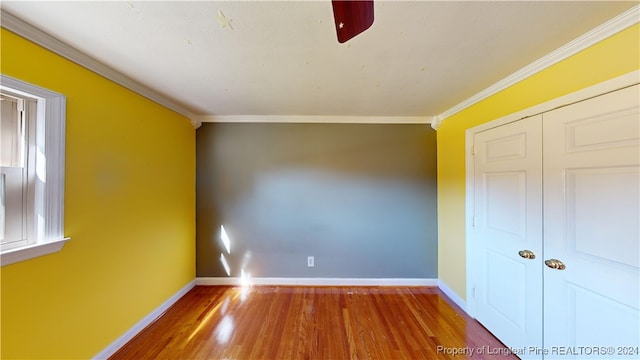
[{"left": 331, "top": 0, "right": 374, "bottom": 43}]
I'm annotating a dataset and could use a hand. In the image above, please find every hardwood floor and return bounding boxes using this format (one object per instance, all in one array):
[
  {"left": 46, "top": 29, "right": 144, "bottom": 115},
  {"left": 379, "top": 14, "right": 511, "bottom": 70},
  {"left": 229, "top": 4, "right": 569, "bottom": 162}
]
[{"left": 110, "top": 286, "right": 518, "bottom": 359}]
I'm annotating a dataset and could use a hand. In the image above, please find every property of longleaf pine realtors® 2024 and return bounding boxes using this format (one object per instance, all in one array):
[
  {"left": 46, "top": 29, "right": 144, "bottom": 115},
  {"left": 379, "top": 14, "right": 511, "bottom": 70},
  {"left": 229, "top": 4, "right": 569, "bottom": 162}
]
[{"left": 436, "top": 346, "right": 639, "bottom": 357}]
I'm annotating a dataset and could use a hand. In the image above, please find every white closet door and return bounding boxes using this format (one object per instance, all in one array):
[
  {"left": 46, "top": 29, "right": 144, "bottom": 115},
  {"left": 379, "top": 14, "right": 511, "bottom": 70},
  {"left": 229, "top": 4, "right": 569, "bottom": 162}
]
[
  {"left": 543, "top": 84, "right": 640, "bottom": 359},
  {"left": 473, "top": 115, "right": 543, "bottom": 358}
]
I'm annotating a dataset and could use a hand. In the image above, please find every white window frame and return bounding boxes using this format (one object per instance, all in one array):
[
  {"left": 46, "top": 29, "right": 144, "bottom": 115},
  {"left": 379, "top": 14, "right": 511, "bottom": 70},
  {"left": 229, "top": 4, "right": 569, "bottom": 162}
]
[{"left": 0, "top": 74, "right": 69, "bottom": 266}]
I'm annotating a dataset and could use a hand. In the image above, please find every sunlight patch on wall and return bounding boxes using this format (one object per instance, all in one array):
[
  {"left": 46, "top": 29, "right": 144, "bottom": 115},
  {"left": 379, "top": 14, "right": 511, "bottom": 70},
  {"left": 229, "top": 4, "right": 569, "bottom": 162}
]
[
  {"left": 220, "top": 225, "right": 231, "bottom": 254},
  {"left": 218, "top": 224, "right": 254, "bottom": 282},
  {"left": 219, "top": 225, "right": 232, "bottom": 276},
  {"left": 220, "top": 253, "right": 231, "bottom": 276}
]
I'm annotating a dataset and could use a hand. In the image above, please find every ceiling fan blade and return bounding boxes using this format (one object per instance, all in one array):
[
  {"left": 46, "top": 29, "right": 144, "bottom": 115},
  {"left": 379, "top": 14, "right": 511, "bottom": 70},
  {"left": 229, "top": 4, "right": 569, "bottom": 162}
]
[{"left": 331, "top": 0, "right": 374, "bottom": 43}]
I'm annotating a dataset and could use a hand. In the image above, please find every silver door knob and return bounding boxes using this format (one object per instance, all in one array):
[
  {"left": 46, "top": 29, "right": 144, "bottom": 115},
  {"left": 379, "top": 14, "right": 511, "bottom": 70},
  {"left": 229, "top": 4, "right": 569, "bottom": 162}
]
[
  {"left": 545, "top": 259, "right": 566, "bottom": 270},
  {"left": 518, "top": 250, "right": 536, "bottom": 259}
]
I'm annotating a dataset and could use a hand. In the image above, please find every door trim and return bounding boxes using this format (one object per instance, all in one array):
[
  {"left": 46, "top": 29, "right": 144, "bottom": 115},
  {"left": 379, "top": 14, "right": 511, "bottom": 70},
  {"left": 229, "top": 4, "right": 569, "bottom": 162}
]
[{"left": 465, "top": 69, "right": 639, "bottom": 318}]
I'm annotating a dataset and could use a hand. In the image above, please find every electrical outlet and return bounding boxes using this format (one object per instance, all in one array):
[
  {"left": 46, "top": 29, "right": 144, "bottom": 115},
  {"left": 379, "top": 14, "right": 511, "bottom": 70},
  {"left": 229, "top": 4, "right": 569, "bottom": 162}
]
[{"left": 307, "top": 256, "right": 314, "bottom": 267}]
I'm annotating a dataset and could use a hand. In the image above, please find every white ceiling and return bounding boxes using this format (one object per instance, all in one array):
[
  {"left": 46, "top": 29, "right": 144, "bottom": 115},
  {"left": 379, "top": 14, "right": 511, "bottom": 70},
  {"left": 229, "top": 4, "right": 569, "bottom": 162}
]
[{"left": 1, "top": 1, "right": 637, "bottom": 122}]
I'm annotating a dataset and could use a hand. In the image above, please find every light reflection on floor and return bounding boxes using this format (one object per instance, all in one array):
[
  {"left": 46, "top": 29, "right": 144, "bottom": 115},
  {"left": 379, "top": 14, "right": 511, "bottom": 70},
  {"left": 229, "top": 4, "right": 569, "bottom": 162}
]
[
  {"left": 214, "top": 314, "right": 234, "bottom": 344},
  {"left": 187, "top": 283, "right": 254, "bottom": 345}
]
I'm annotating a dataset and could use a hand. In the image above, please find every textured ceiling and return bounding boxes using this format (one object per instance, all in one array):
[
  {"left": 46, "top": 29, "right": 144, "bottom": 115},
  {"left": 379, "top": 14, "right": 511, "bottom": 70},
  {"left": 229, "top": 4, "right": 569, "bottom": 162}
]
[{"left": 1, "top": 1, "right": 636, "bottom": 119}]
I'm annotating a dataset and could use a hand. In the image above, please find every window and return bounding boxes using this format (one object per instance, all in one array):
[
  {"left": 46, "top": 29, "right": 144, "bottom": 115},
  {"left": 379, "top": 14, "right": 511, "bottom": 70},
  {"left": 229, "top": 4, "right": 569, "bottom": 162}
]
[
  {"left": 1, "top": 90, "right": 35, "bottom": 250},
  {"left": 0, "top": 74, "right": 68, "bottom": 266}
]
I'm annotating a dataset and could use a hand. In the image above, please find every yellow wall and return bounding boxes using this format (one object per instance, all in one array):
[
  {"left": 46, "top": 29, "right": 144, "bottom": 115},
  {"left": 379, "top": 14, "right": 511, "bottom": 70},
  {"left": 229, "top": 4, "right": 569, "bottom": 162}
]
[
  {"left": 0, "top": 29, "right": 196, "bottom": 359},
  {"left": 437, "top": 24, "right": 640, "bottom": 300}
]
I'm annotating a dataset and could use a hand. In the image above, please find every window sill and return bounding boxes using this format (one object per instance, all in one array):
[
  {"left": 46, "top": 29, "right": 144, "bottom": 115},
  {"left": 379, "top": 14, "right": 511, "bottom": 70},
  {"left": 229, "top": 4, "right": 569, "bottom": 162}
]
[{"left": 0, "top": 237, "right": 70, "bottom": 267}]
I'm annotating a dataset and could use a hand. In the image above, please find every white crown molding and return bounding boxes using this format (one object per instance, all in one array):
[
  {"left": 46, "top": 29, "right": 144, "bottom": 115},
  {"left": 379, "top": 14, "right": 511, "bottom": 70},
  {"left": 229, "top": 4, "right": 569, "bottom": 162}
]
[
  {"left": 430, "top": 115, "right": 443, "bottom": 130},
  {"left": 198, "top": 115, "right": 434, "bottom": 125},
  {"left": 93, "top": 280, "right": 196, "bottom": 360},
  {"left": 0, "top": 9, "right": 201, "bottom": 129},
  {"left": 433, "top": 4, "right": 640, "bottom": 130},
  {"left": 5, "top": 3, "right": 636, "bottom": 131},
  {"left": 195, "top": 277, "right": 438, "bottom": 286}
]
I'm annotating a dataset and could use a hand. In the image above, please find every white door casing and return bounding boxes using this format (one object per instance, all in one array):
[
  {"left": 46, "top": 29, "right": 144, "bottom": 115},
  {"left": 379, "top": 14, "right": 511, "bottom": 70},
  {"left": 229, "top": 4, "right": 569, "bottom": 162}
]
[
  {"left": 542, "top": 84, "right": 639, "bottom": 359},
  {"left": 472, "top": 116, "right": 543, "bottom": 358}
]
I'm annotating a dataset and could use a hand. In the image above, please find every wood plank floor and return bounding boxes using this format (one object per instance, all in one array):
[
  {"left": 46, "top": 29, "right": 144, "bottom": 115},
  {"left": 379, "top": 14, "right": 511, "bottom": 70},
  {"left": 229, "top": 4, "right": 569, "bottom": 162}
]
[{"left": 110, "top": 286, "right": 518, "bottom": 359}]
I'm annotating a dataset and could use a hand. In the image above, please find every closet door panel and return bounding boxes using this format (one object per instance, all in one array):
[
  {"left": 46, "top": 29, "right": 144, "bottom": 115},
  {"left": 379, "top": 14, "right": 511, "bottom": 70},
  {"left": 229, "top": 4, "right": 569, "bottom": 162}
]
[
  {"left": 543, "top": 85, "right": 640, "bottom": 358},
  {"left": 473, "top": 116, "right": 543, "bottom": 358}
]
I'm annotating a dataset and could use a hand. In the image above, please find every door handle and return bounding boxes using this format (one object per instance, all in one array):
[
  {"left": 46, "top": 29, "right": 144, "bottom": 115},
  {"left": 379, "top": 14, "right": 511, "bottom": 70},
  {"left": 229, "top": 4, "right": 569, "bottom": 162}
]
[
  {"left": 545, "top": 259, "right": 566, "bottom": 270},
  {"left": 518, "top": 250, "right": 536, "bottom": 259}
]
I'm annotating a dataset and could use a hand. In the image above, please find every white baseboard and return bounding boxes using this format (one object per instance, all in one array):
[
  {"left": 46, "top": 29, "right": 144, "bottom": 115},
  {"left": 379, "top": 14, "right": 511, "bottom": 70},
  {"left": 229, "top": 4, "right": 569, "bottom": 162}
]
[
  {"left": 93, "top": 280, "right": 196, "bottom": 360},
  {"left": 438, "top": 280, "right": 468, "bottom": 314},
  {"left": 195, "top": 277, "right": 438, "bottom": 287}
]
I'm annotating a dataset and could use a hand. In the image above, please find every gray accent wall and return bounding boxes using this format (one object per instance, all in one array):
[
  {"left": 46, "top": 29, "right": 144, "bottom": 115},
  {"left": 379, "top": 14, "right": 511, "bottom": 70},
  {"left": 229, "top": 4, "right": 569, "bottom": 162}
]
[{"left": 196, "top": 123, "right": 437, "bottom": 278}]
